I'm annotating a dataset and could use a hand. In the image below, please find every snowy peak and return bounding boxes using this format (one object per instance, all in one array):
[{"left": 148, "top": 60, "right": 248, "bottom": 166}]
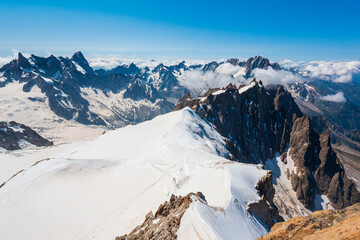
[{"left": 71, "top": 51, "right": 94, "bottom": 74}]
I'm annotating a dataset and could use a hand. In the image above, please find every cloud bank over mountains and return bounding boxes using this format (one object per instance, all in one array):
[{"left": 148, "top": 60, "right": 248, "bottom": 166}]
[
  {"left": 180, "top": 69, "right": 246, "bottom": 95},
  {"left": 281, "top": 60, "right": 360, "bottom": 83},
  {"left": 1, "top": 52, "right": 359, "bottom": 93},
  {"left": 252, "top": 68, "right": 305, "bottom": 86},
  {"left": 88, "top": 56, "right": 211, "bottom": 69}
]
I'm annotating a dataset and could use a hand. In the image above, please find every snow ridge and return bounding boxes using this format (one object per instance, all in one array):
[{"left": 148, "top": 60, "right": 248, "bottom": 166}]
[{"left": 0, "top": 108, "right": 269, "bottom": 240}]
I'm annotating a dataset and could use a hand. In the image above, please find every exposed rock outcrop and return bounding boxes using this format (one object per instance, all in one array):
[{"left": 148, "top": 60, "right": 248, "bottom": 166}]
[
  {"left": 115, "top": 192, "right": 206, "bottom": 240},
  {"left": 175, "top": 80, "right": 360, "bottom": 211},
  {"left": 175, "top": 80, "right": 302, "bottom": 163},
  {"left": 258, "top": 203, "right": 360, "bottom": 240},
  {"left": 289, "top": 118, "right": 360, "bottom": 209},
  {"left": 0, "top": 121, "right": 53, "bottom": 150},
  {"left": 248, "top": 171, "right": 284, "bottom": 229}
]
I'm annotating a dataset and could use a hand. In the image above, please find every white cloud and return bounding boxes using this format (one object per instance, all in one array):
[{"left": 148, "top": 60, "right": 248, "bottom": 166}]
[
  {"left": 333, "top": 73, "right": 352, "bottom": 83},
  {"left": 319, "top": 92, "right": 346, "bottom": 103},
  {"left": 180, "top": 68, "right": 246, "bottom": 96},
  {"left": 280, "top": 60, "right": 360, "bottom": 83},
  {"left": 251, "top": 67, "right": 306, "bottom": 86},
  {"left": 87, "top": 55, "right": 211, "bottom": 69},
  {"left": 215, "top": 63, "right": 243, "bottom": 75},
  {"left": 0, "top": 56, "right": 14, "bottom": 68},
  {"left": 0, "top": 49, "right": 32, "bottom": 68}
]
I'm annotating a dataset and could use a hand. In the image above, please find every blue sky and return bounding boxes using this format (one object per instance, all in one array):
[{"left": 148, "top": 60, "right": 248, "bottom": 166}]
[{"left": 0, "top": 0, "right": 359, "bottom": 61}]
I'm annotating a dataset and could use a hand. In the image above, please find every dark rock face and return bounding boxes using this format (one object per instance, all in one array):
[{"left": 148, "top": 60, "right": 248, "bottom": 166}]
[
  {"left": 0, "top": 121, "right": 53, "bottom": 150},
  {"left": 175, "top": 80, "right": 302, "bottom": 163},
  {"left": 226, "top": 56, "right": 281, "bottom": 78},
  {"left": 71, "top": 51, "right": 94, "bottom": 74},
  {"left": 289, "top": 116, "right": 321, "bottom": 209},
  {"left": 174, "top": 91, "right": 192, "bottom": 110},
  {"left": 123, "top": 78, "right": 161, "bottom": 102},
  {"left": 202, "top": 61, "right": 220, "bottom": 72},
  {"left": 289, "top": 118, "right": 360, "bottom": 209},
  {"left": 316, "top": 131, "right": 360, "bottom": 208},
  {"left": 243, "top": 56, "right": 280, "bottom": 78},
  {"left": 115, "top": 192, "right": 206, "bottom": 240},
  {"left": 175, "top": 80, "right": 360, "bottom": 211},
  {"left": 98, "top": 63, "right": 141, "bottom": 76},
  {"left": 248, "top": 171, "right": 284, "bottom": 229}
]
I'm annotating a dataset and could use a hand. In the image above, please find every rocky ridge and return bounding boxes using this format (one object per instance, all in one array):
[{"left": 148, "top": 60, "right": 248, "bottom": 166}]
[
  {"left": 0, "top": 121, "right": 53, "bottom": 150},
  {"left": 175, "top": 80, "right": 360, "bottom": 212},
  {"left": 115, "top": 169, "right": 284, "bottom": 239},
  {"left": 115, "top": 192, "right": 206, "bottom": 240},
  {"left": 248, "top": 171, "right": 285, "bottom": 229}
]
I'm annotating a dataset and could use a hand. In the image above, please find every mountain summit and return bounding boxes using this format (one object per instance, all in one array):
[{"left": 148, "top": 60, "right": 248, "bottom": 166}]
[{"left": 175, "top": 80, "right": 360, "bottom": 216}]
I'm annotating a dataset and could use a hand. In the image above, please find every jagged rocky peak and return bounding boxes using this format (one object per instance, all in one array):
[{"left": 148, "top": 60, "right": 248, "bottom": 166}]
[
  {"left": 115, "top": 192, "right": 206, "bottom": 240},
  {"left": 174, "top": 91, "right": 192, "bottom": 110},
  {"left": 104, "top": 62, "right": 141, "bottom": 76},
  {"left": 244, "top": 56, "right": 281, "bottom": 77},
  {"left": 123, "top": 77, "right": 160, "bottom": 102},
  {"left": 226, "top": 58, "right": 241, "bottom": 65},
  {"left": 175, "top": 81, "right": 360, "bottom": 210},
  {"left": 153, "top": 63, "right": 166, "bottom": 72},
  {"left": 317, "top": 130, "right": 360, "bottom": 208},
  {"left": 0, "top": 121, "right": 53, "bottom": 150},
  {"left": 202, "top": 60, "right": 219, "bottom": 72},
  {"left": 175, "top": 60, "right": 186, "bottom": 69},
  {"left": 17, "top": 52, "right": 31, "bottom": 69},
  {"left": 289, "top": 117, "right": 360, "bottom": 209},
  {"left": 175, "top": 80, "right": 301, "bottom": 163},
  {"left": 30, "top": 54, "right": 61, "bottom": 73},
  {"left": 248, "top": 171, "right": 284, "bottom": 229},
  {"left": 71, "top": 51, "right": 93, "bottom": 74}
]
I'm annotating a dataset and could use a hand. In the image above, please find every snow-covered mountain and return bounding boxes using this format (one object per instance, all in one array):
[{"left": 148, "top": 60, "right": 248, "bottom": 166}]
[
  {"left": 0, "top": 107, "right": 277, "bottom": 240},
  {"left": 1, "top": 52, "right": 359, "bottom": 142},
  {"left": 0, "top": 52, "right": 287, "bottom": 144},
  {"left": 0, "top": 79, "right": 359, "bottom": 240},
  {"left": 0, "top": 52, "right": 174, "bottom": 128}
]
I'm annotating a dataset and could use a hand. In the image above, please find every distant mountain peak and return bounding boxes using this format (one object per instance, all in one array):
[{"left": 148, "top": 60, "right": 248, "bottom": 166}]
[
  {"left": 17, "top": 52, "right": 31, "bottom": 69},
  {"left": 71, "top": 51, "right": 85, "bottom": 60},
  {"left": 71, "top": 51, "right": 93, "bottom": 74}
]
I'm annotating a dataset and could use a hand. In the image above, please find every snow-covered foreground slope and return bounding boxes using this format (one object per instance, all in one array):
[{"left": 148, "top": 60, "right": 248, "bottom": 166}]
[{"left": 0, "top": 108, "right": 268, "bottom": 240}]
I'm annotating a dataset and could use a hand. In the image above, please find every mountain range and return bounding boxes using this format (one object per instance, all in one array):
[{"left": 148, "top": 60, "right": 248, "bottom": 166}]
[{"left": 0, "top": 52, "right": 359, "bottom": 240}]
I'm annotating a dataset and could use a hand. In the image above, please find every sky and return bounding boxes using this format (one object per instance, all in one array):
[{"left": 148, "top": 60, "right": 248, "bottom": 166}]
[{"left": 0, "top": 0, "right": 359, "bottom": 61}]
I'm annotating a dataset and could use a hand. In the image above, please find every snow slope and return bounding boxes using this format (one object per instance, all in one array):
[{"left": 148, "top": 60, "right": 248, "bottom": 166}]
[
  {"left": 0, "top": 108, "right": 268, "bottom": 240},
  {"left": 265, "top": 150, "right": 334, "bottom": 220},
  {"left": 265, "top": 152, "right": 311, "bottom": 220},
  {"left": 0, "top": 82, "right": 105, "bottom": 144}
]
